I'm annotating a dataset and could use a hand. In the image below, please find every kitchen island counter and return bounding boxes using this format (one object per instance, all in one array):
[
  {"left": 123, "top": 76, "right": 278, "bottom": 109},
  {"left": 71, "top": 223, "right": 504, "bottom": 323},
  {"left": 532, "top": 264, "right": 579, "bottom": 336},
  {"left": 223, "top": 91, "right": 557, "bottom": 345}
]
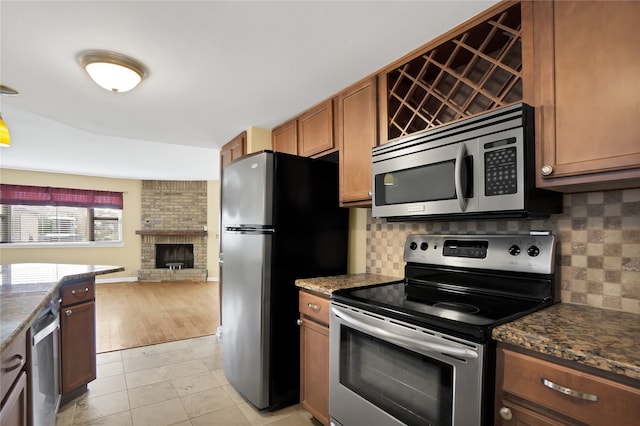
[
  {"left": 295, "top": 273, "right": 401, "bottom": 297},
  {"left": 0, "top": 263, "right": 124, "bottom": 352},
  {"left": 492, "top": 303, "right": 640, "bottom": 382}
]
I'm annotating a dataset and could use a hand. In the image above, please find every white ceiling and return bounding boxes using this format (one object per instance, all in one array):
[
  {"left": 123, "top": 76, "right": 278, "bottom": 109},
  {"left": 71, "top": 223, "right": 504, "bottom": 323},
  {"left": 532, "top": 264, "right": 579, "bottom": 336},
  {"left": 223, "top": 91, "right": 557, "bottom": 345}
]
[{"left": 0, "top": 0, "right": 497, "bottom": 180}]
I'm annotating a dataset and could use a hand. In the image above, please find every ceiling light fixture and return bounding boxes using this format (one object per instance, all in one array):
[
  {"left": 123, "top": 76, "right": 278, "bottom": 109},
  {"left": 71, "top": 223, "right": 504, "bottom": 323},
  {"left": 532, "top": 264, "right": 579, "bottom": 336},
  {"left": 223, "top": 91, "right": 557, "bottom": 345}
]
[{"left": 78, "top": 50, "right": 148, "bottom": 93}]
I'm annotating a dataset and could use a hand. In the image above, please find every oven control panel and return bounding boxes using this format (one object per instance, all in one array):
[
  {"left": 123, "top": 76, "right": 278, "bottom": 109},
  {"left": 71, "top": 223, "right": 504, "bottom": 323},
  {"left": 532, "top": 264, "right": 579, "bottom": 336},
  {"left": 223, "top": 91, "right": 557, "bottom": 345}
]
[{"left": 404, "top": 233, "right": 556, "bottom": 274}]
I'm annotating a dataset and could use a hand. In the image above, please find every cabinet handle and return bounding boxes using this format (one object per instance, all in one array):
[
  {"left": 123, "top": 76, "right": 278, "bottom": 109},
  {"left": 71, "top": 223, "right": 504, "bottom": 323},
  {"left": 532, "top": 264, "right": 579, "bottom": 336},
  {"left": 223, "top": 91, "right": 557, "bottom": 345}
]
[
  {"left": 541, "top": 377, "right": 598, "bottom": 402},
  {"left": 307, "top": 303, "right": 321, "bottom": 312},
  {"left": 2, "top": 354, "right": 26, "bottom": 372},
  {"left": 541, "top": 165, "right": 553, "bottom": 176},
  {"left": 499, "top": 407, "right": 512, "bottom": 421},
  {"left": 71, "top": 287, "right": 89, "bottom": 295},
  {"left": 65, "top": 309, "right": 73, "bottom": 316},
  {"left": 296, "top": 319, "right": 302, "bottom": 326}
]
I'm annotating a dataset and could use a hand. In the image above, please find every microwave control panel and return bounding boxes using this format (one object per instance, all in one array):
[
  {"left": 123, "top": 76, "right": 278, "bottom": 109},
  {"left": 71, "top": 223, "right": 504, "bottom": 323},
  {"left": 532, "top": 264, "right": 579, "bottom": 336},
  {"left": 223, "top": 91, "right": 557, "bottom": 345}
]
[{"left": 484, "top": 137, "right": 518, "bottom": 196}]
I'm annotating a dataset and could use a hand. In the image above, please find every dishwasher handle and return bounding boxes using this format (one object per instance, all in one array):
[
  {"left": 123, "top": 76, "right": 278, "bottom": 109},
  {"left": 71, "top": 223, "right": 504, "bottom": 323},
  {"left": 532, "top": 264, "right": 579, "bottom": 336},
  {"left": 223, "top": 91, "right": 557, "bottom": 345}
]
[{"left": 32, "top": 312, "right": 60, "bottom": 347}]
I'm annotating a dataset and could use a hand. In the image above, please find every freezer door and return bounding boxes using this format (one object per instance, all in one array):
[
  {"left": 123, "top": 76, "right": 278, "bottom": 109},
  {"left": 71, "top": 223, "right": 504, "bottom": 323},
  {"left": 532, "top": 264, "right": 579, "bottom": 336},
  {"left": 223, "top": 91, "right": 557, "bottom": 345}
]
[
  {"left": 221, "top": 152, "right": 274, "bottom": 227},
  {"left": 221, "top": 229, "right": 272, "bottom": 409}
]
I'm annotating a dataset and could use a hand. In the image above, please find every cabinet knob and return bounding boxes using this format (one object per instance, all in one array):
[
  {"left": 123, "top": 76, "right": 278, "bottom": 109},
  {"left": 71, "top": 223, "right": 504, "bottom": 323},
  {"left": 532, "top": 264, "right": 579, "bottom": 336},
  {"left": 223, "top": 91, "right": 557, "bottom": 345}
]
[
  {"left": 541, "top": 165, "right": 553, "bottom": 176},
  {"left": 499, "top": 407, "right": 513, "bottom": 421},
  {"left": 368, "top": 191, "right": 372, "bottom": 197},
  {"left": 65, "top": 309, "right": 73, "bottom": 316},
  {"left": 296, "top": 319, "right": 302, "bottom": 326}
]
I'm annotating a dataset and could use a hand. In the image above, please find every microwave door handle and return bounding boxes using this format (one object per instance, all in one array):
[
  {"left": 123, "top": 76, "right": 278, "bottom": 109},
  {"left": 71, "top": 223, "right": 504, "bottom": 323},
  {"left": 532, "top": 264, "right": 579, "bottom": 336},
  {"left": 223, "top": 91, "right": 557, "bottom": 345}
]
[
  {"left": 454, "top": 143, "right": 468, "bottom": 212},
  {"left": 333, "top": 307, "right": 478, "bottom": 360}
]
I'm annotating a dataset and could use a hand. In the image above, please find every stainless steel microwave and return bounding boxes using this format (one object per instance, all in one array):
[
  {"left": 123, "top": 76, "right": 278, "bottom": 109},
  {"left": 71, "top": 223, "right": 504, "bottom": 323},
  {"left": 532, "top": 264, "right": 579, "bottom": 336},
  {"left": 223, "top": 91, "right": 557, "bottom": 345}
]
[{"left": 372, "top": 103, "right": 562, "bottom": 221}]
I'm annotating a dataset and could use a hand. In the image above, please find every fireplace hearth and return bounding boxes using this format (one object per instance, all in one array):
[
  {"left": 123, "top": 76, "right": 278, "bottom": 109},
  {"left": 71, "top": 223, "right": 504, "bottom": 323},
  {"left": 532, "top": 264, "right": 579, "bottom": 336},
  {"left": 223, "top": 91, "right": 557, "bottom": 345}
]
[{"left": 155, "top": 244, "right": 194, "bottom": 269}]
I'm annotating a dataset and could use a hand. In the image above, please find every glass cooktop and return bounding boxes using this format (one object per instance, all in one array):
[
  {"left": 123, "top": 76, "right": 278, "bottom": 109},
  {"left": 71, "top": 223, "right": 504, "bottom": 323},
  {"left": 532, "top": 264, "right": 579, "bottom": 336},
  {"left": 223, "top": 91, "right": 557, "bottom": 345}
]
[{"left": 331, "top": 279, "right": 552, "bottom": 342}]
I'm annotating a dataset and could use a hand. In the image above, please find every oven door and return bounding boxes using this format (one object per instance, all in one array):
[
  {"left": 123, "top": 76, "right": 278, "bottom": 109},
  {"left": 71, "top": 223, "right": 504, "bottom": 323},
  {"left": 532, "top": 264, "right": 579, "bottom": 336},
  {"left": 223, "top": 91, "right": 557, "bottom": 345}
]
[{"left": 329, "top": 303, "right": 485, "bottom": 426}]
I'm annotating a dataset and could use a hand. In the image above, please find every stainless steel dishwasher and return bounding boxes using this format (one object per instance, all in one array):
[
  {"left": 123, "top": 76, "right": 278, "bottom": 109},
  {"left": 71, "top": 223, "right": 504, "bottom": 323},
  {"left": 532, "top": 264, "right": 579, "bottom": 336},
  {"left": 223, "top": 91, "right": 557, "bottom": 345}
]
[{"left": 29, "top": 297, "right": 61, "bottom": 426}]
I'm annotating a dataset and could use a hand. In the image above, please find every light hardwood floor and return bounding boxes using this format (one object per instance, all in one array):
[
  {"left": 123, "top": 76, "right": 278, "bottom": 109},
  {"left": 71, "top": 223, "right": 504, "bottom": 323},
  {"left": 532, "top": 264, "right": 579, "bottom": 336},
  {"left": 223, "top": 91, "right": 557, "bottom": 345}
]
[{"left": 96, "top": 281, "right": 219, "bottom": 353}]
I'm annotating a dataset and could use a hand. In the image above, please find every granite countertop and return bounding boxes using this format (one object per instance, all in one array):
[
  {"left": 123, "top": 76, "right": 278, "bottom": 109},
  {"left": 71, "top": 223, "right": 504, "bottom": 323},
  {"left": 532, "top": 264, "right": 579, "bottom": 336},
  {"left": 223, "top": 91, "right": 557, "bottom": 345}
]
[
  {"left": 493, "top": 303, "right": 640, "bottom": 381},
  {"left": 0, "top": 263, "right": 124, "bottom": 353},
  {"left": 295, "top": 273, "right": 402, "bottom": 296}
]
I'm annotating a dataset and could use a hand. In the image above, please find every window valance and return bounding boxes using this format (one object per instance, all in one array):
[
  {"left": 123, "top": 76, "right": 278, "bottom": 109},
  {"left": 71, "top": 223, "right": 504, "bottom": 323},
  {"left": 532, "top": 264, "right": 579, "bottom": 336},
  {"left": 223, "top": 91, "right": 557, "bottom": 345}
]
[{"left": 0, "top": 184, "right": 123, "bottom": 209}]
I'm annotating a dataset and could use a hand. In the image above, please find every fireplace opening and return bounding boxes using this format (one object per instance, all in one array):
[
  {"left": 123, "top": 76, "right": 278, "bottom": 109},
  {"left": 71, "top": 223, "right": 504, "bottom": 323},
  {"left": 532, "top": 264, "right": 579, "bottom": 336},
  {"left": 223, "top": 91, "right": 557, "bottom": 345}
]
[{"left": 155, "top": 244, "right": 194, "bottom": 269}]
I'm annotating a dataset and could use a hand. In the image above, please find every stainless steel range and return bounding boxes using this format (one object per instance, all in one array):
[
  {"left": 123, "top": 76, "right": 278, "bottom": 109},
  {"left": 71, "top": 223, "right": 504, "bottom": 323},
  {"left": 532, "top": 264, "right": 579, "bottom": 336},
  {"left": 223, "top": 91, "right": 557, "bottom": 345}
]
[{"left": 329, "top": 232, "right": 558, "bottom": 426}]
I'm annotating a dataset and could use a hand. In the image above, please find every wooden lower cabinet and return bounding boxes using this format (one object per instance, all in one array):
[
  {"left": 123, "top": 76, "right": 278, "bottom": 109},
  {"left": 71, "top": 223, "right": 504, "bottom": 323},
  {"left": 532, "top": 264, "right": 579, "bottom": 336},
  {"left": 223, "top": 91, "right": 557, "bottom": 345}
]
[
  {"left": 0, "top": 372, "right": 27, "bottom": 426},
  {"left": 0, "top": 327, "right": 27, "bottom": 426},
  {"left": 60, "top": 279, "right": 97, "bottom": 397},
  {"left": 495, "top": 343, "right": 640, "bottom": 425},
  {"left": 298, "top": 290, "right": 330, "bottom": 426}
]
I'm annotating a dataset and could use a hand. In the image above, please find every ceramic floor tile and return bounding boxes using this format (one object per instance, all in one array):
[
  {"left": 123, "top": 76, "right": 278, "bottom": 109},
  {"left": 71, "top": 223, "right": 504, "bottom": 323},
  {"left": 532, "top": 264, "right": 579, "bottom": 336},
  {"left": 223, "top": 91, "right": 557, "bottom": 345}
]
[
  {"left": 96, "top": 360, "right": 124, "bottom": 379},
  {"left": 179, "top": 386, "right": 235, "bottom": 419},
  {"left": 125, "top": 365, "right": 172, "bottom": 389},
  {"left": 74, "top": 410, "right": 133, "bottom": 426},
  {"left": 96, "top": 351, "right": 123, "bottom": 365},
  {"left": 171, "top": 372, "right": 221, "bottom": 397},
  {"left": 130, "top": 398, "right": 189, "bottom": 426},
  {"left": 123, "top": 351, "right": 174, "bottom": 373},
  {"left": 87, "top": 374, "right": 127, "bottom": 399},
  {"left": 72, "top": 390, "right": 130, "bottom": 424},
  {"left": 190, "top": 405, "right": 252, "bottom": 426},
  {"left": 128, "top": 380, "right": 179, "bottom": 409},
  {"left": 55, "top": 401, "right": 75, "bottom": 426},
  {"left": 167, "top": 359, "right": 210, "bottom": 380},
  {"left": 56, "top": 336, "right": 316, "bottom": 426},
  {"left": 122, "top": 339, "right": 194, "bottom": 360}
]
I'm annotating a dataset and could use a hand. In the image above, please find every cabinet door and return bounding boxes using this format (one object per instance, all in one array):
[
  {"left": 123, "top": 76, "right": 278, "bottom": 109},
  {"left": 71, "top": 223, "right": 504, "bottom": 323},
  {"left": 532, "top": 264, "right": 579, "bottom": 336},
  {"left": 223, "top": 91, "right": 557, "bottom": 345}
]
[
  {"left": 496, "top": 400, "right": 566, "bottom": 426},
  {"left": 300, "top": 317, "right": 329, "bottom": 426},
  {"left": 0, "top": 372, "right": 27, "bottom": 426},
  {"left": 272, "top": 119, "right": 298, "bottom": 155},
  {"left": 221, "top": 132, "right": 247, "bottom": 170},
  {"left": 338, "top": 76, "right": 378, "bottom": 206},
  {"left": 60, "top": 301, "right": 96, "bottom": 395},
  {"left": 533, "top": 1, "right": 640, "bottom": 188},
  {"left": 297, "top": 99, "right": 335, "bottom": 157}
]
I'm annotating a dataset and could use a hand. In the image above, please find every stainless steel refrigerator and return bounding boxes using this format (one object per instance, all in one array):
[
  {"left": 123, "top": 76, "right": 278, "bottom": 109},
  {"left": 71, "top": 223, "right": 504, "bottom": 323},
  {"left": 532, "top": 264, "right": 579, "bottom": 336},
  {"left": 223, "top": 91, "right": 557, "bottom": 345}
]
[{"left": 219, "top": 150, "right": 348, "bottom": 411}]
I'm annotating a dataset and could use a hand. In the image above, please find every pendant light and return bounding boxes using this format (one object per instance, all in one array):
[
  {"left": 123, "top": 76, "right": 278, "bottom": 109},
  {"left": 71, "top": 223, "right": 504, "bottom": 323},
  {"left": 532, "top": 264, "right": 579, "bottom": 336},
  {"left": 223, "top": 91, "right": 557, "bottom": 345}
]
[
  {"left": 0, "top": 84, "right": 19, "bottom": 147},
  {"left": 0, "top": 113, "right": 10, "bottom": 147},
  {"left": 78, "top": 50, "right": 148, "bottom": 93}
]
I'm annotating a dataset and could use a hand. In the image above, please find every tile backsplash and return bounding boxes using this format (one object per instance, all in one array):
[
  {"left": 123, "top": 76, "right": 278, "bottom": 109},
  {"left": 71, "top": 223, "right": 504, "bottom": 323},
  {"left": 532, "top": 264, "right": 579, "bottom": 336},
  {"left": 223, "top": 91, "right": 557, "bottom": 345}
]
[{"left": 366, "top": 188, "right": 640, "bottom": 314}]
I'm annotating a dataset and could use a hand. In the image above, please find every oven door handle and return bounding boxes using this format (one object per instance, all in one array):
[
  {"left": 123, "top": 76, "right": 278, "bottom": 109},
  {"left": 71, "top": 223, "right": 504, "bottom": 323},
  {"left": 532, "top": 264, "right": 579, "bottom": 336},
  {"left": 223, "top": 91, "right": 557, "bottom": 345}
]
[
  {"left": 333, "top": 307, "right": 478, "bottom": 360},
  {"left": 454, "top": 143, "right": 468, "bottom": 212}
]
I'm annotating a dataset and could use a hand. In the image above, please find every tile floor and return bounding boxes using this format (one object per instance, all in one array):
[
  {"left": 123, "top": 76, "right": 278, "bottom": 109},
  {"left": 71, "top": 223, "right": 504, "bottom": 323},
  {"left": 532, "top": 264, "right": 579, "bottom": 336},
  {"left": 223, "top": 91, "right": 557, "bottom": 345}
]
[{"left": 56, "top": 335, "right": 321, "bottom": 426}]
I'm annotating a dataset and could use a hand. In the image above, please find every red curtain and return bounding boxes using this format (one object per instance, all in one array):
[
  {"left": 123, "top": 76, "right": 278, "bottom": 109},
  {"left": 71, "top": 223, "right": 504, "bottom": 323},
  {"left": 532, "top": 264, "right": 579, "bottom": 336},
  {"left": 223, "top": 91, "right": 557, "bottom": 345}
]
[{"left": 0, "top": 184, "right": 123, "bottom": 209}]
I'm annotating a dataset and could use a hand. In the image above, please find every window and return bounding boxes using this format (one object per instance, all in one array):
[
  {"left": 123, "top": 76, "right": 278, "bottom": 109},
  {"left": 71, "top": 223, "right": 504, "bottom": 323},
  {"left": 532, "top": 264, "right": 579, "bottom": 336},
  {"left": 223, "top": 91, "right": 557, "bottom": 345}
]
[{"left": 0, "top": 184, "right": 123, "bottom": 245}]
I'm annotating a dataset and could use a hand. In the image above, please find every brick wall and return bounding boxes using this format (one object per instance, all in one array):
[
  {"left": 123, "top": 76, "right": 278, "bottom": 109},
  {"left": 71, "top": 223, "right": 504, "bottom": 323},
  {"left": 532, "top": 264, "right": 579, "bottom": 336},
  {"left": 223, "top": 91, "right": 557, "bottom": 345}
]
[
  {"left": 366, "top": 188, "right": 640, "bottom": 314},
  {"left": 138, "top": 180, "right": 208, "bottom": 281}
]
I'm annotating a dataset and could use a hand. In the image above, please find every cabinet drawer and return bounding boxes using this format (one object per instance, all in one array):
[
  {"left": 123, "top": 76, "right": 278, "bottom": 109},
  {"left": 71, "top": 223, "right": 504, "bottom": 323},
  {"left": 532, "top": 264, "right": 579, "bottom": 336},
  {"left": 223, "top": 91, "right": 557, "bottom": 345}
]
[
  {"left": 299, "top": 291, "right": 330, "bottom": 325},
  {"left": 61, "top": 279, "right": 95, "bottom": 306},
  {"left": 502, "top": 349, "right": 640, "bottom": 425},
  {"left": 0, "top": 331, "right": 27, "bottom": 404}
]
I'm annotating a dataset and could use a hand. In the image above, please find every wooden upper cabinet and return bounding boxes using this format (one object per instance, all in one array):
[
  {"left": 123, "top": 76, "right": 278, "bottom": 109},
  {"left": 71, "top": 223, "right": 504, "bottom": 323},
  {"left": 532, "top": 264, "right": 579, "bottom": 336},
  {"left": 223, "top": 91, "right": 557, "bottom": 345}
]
[
  {"left": 338, "top": 76, "right": 378, "bottom": 206},
  {"left": 272, "top": 119, "right": 298, "bottom": 155},
  {"left": 528, "top": 0, "right": 640, "bottom": 190},
  {"left": 220, "top": 131, "right": 246, "bottom": 170},
  {"left": 297, "top": 98, "right": 336, "bottom": 157}
]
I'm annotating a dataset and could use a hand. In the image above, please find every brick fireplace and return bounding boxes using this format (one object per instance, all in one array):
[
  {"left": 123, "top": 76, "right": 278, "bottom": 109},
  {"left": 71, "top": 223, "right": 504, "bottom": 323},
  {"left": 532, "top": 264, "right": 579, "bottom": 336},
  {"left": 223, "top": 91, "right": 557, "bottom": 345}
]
[{"left": 136, "top": 181, "right": 208, "bottom": 282}]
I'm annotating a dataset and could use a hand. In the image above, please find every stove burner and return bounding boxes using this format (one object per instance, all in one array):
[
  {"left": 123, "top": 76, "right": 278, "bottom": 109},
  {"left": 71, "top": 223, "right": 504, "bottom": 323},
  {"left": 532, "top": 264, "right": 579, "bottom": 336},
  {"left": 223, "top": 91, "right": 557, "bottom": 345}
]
[{"left": 432, "top": 301, "right": 481, "bottom": 314}]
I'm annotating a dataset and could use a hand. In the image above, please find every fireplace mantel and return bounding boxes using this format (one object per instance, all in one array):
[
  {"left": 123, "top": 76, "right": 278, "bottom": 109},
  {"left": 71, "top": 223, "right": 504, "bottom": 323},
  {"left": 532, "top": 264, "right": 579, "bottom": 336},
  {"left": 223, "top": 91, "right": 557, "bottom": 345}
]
[{"left": 135, "top": 230, "right": 208, "bottom": 236}]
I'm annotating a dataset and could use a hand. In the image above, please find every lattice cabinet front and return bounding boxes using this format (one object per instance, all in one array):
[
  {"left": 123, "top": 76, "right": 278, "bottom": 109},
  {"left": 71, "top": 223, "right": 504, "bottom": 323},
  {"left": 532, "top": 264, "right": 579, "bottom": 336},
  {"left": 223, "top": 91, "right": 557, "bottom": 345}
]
[{"left": 385, "top": 3, "right": 523, "bottom": 141}]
